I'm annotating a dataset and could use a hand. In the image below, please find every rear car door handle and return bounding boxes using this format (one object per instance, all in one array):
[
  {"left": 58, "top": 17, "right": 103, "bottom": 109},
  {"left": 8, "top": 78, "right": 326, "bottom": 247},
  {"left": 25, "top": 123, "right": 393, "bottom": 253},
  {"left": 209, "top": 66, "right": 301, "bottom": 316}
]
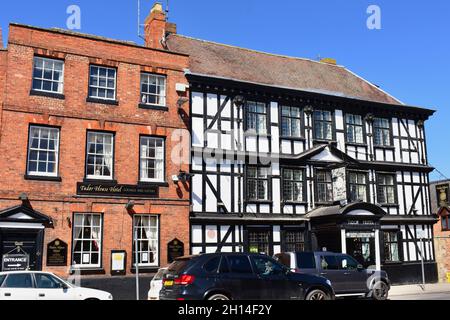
[
  {"left": 39, "top": 293, "right": 46, "bottom": 297},
  {"left": 4, "top": 293, "right": 11, "bottom": 297}
]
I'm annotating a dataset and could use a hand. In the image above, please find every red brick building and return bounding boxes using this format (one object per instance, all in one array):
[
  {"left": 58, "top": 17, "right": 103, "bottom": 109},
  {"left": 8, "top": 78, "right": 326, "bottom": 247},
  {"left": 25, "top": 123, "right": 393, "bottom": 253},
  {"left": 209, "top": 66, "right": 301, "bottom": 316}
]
[{"left": 0, "top": 6, "right": 191, "bottom": 278}]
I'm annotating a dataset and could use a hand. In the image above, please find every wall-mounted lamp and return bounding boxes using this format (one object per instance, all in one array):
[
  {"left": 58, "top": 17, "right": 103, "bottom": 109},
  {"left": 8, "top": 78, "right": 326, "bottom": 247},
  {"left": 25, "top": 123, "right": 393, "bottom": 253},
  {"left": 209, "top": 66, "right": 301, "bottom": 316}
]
[
  {"left": 125, "top": 201, "right": 135, "bottom": 211},
  {"left": 174, "top": 171, "right": 194, "bottom": 184},
  {"left": 233, "top": 95, "right": 245, "bottom": 108}
]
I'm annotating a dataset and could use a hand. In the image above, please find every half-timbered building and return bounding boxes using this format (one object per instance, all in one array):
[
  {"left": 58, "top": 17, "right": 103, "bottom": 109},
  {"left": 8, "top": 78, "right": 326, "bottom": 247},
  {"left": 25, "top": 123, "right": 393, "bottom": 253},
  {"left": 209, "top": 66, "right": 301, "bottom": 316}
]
[{"left": 150, "top": 4, "right": 437, "bottom": 284}]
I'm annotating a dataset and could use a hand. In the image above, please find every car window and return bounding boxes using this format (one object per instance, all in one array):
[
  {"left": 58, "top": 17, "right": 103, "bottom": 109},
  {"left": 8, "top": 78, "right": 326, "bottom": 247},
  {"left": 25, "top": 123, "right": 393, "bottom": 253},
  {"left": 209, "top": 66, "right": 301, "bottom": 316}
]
[
  {"left": 153, "top": 269, "right": 168, "bottom": 281},
  {"left": 167, "top": 259, "right": 190, "bottom": 273},
  {"left": 296, "top": 252, "right": 316, "bottom": 269},
  {"left": 252, "top": 257, "right": 284, "bottom": 276},
  {"left": 3, "top": 274, "right": 34, "bottom": 288},
  {"left": 274, "top": 253, "right": 290, "bottom": 268},
  {"left": 35, "top": 273, "right": 66, "bottom": 289},
  {"left": 203, "top": 257, "right": 221, "bottom": 274},
  {"left": 337, "top": 255, "right": 359, "bottom": 271},
  {"left": 219, "top": 256, "right": 230, "bottom": 274},
  {"left": 0, "top": 275, "right": 5, "bottom": 286},
  {"left": 226, "top": 256, "right": 253, "bottom": 274},
  {"left": 320, "top": 255, "right": 339, "bottom": 270}
]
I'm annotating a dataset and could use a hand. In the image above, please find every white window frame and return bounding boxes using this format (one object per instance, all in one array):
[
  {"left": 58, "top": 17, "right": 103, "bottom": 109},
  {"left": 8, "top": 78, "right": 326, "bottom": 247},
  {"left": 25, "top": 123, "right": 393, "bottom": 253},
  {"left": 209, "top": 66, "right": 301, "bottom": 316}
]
[
  {"left": 140, "top": 73, "right": 167, "bottom": 107},
  {"left": 72, "top": 213, "right": 103, "bottom": 269},
  {"left": 133, "top": 215, "right": 159, "bottom": 268},
  {"left": 88, "top": 65, "right": 117, "bottom": 101},
  {"left": 27, "top": 126, "right": 60, "bottom": 177},
  {"left": 85, "top": 132, "right": 114, "bottom": 180},
  {"left": 32, "top": 57, "right": 64, "bottom": 94},
  {"left": 140, "top": 136, "right": 165, "bottom": 183}
]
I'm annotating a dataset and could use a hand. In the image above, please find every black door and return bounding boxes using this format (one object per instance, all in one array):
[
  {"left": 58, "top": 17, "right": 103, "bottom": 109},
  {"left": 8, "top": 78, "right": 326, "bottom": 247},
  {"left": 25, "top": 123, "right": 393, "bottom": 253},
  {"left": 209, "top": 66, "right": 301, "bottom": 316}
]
[{"left": 0, "top": 230, "right": 42, "bottom": 271}]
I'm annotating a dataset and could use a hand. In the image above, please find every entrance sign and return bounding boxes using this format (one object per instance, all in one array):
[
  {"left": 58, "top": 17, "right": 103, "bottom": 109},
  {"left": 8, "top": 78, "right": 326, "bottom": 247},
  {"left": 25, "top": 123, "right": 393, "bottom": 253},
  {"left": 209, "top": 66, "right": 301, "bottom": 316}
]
[
  {"left": 2, "top": 254, "right": 29, "bottom": 271},
  {"left": 168, "top": 239, "right": 184, "bottom": 263},
  {"left": 47, "top": 239, "right": 68, "bottom": 266},
  {"left": 346, "top": 232, "right": 375, "bottom": 238}
]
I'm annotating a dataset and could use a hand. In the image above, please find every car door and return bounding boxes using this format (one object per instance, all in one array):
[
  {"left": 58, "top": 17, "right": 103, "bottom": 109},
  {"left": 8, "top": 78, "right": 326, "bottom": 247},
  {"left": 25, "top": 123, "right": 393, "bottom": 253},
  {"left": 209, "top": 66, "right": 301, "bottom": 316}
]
[
  {"left": 318, "top": 255, "right": 347, "bottom": 294},
  {"left": 222, "top": 255, "right": 261, "bottom": 300},
  {"left": 34, "top": 273, "right": 76, "bottom": 300},
  {"left": 0, "top": 273, "right": 36, "bottom": 300},
  {"left": 337, "top": 255, "right": 369, "bottom": 293},
  {"left": 250, "top": 255, "right": 299, "bottom": 300}
]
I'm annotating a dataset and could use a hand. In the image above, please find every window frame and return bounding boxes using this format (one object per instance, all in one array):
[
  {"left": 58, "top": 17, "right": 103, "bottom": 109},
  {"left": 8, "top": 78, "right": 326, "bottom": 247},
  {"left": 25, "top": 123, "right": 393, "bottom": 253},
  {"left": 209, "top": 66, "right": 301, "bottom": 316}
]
[
  {"left": 281, "top": 167, "right": 307, "bottom": 204},
  {"left": 88, "top": 65, "right": 117, "bottom": 101},
  {"left": 245, "top": 101, "right": 269, "bottom": 135},
  {"left": 376, "top": 173, "right": 398, "bottom": 205},
  {"left": 132, "top": 214, "right": 160, "bottom": 268},
  {"left": 382, "top": 231, "right": 402, "bottom": 263},
  {"left": 280, "top": 105, "right": 303, "bottom": 139},
  {"left": 442, "top": 216, "right": 450, "bottom": 231},
  {"left": 245, "top": 166, "right": 271, "bottom": 203},
  {"left": 347, "top": 170, "right": 369, "bottom": 203},
  {"left": 315, "top": 169, "right": 334, "bottom": 204},
  {"left": 140, "top": 73, "right": 167, "bottom": 107},
  {"left": 313, "top": 110, "right": 335, "bottom": 142},
  {"left": 26, "top": 125, "right": 61, "bottom": 179},
  {"left": 32, "top": 56, "right": 65, "bottom": 95},
  {"left": 373, "top": 117, "right": 393, "bottom": 147},
  {"left": 345, "top": 113, "right": 366, "bottom": 145},
  {"left": 71, "top": 212, "right": 104, "bottom": 269},
  {"left": 84, "top": 131, "right": 115, "bottom": 181},
  {"left": 139, "top": 135, "right": 166, "bottom": 184}
]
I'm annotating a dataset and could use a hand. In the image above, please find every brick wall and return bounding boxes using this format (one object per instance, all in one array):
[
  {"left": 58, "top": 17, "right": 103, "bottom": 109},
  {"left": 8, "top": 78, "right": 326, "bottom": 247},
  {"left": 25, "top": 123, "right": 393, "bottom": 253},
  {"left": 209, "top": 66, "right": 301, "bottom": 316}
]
[
  {"left": 0, "top": 24, "right": 191, "bottom": 277},
  {"left": 434, "top": 222, "right": 450, "bottom": 283}
]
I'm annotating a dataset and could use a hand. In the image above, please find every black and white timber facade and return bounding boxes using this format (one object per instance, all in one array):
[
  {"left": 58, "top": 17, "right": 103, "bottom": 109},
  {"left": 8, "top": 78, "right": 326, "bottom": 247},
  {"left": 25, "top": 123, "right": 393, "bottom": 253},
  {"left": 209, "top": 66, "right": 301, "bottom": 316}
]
[{"left": 166, "top": 34, "right": 438, "bottom": 284}]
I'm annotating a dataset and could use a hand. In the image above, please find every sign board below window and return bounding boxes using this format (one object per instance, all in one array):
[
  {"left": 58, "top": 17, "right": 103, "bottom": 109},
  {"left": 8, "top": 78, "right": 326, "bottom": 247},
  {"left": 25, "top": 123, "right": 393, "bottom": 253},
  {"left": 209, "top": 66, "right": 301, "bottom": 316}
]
[{"left": 77, "top": 182, "right": 158, "bottom": 198}]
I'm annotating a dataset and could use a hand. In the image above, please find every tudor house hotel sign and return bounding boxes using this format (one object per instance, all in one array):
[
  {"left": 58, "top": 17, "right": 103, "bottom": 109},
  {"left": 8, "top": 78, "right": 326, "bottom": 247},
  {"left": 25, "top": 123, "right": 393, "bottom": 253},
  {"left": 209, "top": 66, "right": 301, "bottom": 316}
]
[{"left": 76, "top": 182, "right": 159, "bottom": 198}]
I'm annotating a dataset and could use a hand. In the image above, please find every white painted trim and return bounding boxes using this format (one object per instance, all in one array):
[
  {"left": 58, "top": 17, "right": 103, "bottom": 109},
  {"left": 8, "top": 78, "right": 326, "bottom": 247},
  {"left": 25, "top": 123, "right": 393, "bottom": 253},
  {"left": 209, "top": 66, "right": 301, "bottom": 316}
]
[
  {"left": 0, "top": 222, "right": 45, "bottom": 229},
  {"left": 375, "top": 230, "right": 381, "bottom": 271}
]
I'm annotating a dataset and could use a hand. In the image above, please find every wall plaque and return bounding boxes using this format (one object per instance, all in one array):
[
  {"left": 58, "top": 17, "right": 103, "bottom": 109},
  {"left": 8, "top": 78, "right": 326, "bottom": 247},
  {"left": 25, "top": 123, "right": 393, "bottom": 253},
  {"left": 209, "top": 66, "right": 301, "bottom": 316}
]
[
  {"left": 46, "top": 239, "right": 68, "bottom": 267},
  {"left": 77, "top": 182, "right": 158, "bottom": 198},
  {"left": 167, "top": 239, "right": 184, "bottom": 263}
]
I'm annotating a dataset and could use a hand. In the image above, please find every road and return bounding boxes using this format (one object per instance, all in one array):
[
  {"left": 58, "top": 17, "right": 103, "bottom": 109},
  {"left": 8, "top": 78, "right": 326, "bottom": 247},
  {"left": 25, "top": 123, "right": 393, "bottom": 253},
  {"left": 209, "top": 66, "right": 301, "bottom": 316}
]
[{"left": 391, "top": 291, "right": 450, "bottom": 300}]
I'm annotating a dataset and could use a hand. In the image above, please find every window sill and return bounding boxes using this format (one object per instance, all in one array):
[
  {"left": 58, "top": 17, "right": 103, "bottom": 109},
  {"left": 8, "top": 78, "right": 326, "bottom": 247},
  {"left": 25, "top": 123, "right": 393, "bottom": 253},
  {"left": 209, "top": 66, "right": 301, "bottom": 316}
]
[
  {"left": 138, "top": 181, "right": 169, "bottom": 187},
  {"left": 24, "top": 175, "right": 62, "bottom": 182},
  {"left": 30, "top": 90, "right": 65, "bottom": 100},
  {"left": 245, "top": 200, "right": 273, "bottom": 205},
  {"left": 374, "top": 145, "right": 395, "bottom": 150},
  {"left": 138, "top": 103, "right": 169, "bottom": 112},
  {"left": 83, "top": 179, "right": 118, "bottom": 184},
  {"left": 69, "top": 268, "right": 106, "bottom": 276},
  {"left": 280, "top": 136, "right": 306, "bottom": 142},
  {"left": 86, "top": 97, "right": 119, "bottom": 106},
  {"left": 346, "top": 142, "right": 368, "bottom": 147}
]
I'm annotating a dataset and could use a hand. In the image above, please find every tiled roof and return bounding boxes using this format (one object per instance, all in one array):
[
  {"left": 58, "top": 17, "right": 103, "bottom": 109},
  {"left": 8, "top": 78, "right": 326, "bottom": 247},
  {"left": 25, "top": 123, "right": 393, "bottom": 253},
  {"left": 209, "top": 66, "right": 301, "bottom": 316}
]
[{"left": 166, "top": 34, "right": 402, "bottom": 105}]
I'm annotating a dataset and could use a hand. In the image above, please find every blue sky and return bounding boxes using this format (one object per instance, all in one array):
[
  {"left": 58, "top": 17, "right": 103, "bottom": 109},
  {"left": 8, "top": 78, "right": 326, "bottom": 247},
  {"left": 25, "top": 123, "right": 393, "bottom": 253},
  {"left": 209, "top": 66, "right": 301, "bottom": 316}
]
[{"left": 1, "top": 0, "right": 449, "bottom": 179}]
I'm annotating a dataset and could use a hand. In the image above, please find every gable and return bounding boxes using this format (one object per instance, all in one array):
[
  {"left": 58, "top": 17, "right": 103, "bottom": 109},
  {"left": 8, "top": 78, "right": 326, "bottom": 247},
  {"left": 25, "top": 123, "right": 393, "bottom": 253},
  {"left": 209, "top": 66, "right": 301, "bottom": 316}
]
[{"left": 311, "top": 147, "right": 345, "bottom": 163}]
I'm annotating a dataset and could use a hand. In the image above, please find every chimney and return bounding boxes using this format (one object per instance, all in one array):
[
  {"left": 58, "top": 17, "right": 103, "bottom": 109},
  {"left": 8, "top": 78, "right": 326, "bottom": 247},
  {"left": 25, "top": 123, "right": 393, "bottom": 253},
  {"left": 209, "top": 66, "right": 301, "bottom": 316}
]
[{"left": 144, "top": 2, "right": 177, "bottom": 49}]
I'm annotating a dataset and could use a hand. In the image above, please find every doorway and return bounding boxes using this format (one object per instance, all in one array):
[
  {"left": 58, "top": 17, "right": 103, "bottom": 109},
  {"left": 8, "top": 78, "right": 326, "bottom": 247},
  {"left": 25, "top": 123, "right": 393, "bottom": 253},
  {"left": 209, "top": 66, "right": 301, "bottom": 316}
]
[
  {"left": 346, "top": 234, "right": 376, "bottom": 268},
  {"left": 0, "top": 229, "right": 43, "bottom": 271}
]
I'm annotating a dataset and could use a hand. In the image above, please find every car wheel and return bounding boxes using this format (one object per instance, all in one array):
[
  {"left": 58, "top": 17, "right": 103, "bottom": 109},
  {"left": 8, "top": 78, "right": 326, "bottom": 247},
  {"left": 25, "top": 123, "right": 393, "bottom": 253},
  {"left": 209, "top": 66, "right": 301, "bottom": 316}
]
[
  {"left": 207, "top": 294, "right": 230, "bottom": 301},
  {"left": 371, "top": 281, "right": 389, "bottom": 301},
  {"left": 306, "top": 289, "right": 329, "bottom": 301}
]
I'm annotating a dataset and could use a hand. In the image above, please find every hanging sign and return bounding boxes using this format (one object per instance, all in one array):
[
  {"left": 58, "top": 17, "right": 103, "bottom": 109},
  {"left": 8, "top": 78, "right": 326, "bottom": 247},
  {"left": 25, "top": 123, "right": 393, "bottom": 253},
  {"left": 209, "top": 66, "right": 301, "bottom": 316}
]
[{"left": 2, "top": 254, "right": 29, "bottom": 271}]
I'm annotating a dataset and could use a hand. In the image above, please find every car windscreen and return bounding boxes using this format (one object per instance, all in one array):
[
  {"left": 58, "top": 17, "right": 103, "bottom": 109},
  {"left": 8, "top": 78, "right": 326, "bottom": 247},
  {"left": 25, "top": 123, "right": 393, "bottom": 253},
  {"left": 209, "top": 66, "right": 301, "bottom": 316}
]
[
  {"left": 167, "top": 259, "right": 191, "bottom": 274},
  {"left": 295, "top": 252, "right": 316, "bottom": 269},
  {"left": 153, "top": 269, "right": 168, "bottom": 280}
]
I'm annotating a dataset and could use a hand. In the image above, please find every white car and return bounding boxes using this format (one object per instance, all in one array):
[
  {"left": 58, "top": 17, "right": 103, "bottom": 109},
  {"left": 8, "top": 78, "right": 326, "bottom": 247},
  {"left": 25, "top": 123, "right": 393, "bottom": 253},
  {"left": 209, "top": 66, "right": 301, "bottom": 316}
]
[
  {"left": 0, "top": 271, "right": 113, "bottom": 300},
  {"left": 147, "top": 268, "right": 167, "bottom": 300}
]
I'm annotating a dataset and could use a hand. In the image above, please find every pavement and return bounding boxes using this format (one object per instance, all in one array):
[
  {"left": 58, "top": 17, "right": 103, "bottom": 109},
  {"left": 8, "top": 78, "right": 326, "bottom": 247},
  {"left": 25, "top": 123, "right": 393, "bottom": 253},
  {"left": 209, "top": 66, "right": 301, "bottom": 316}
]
[{"left": 390, "top": 283, "right": 450, "bottom": 300}]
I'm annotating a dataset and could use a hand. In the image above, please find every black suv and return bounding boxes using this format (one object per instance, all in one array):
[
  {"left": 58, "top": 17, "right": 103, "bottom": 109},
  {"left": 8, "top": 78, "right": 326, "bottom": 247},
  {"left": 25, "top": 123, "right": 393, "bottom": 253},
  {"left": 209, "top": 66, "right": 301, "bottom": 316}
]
[
  {"left": 159, "top": 253, "right": 335, "bottom": 300},
  {"left": 274, "top": 252, "right": 391, "bottom": 300}
]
